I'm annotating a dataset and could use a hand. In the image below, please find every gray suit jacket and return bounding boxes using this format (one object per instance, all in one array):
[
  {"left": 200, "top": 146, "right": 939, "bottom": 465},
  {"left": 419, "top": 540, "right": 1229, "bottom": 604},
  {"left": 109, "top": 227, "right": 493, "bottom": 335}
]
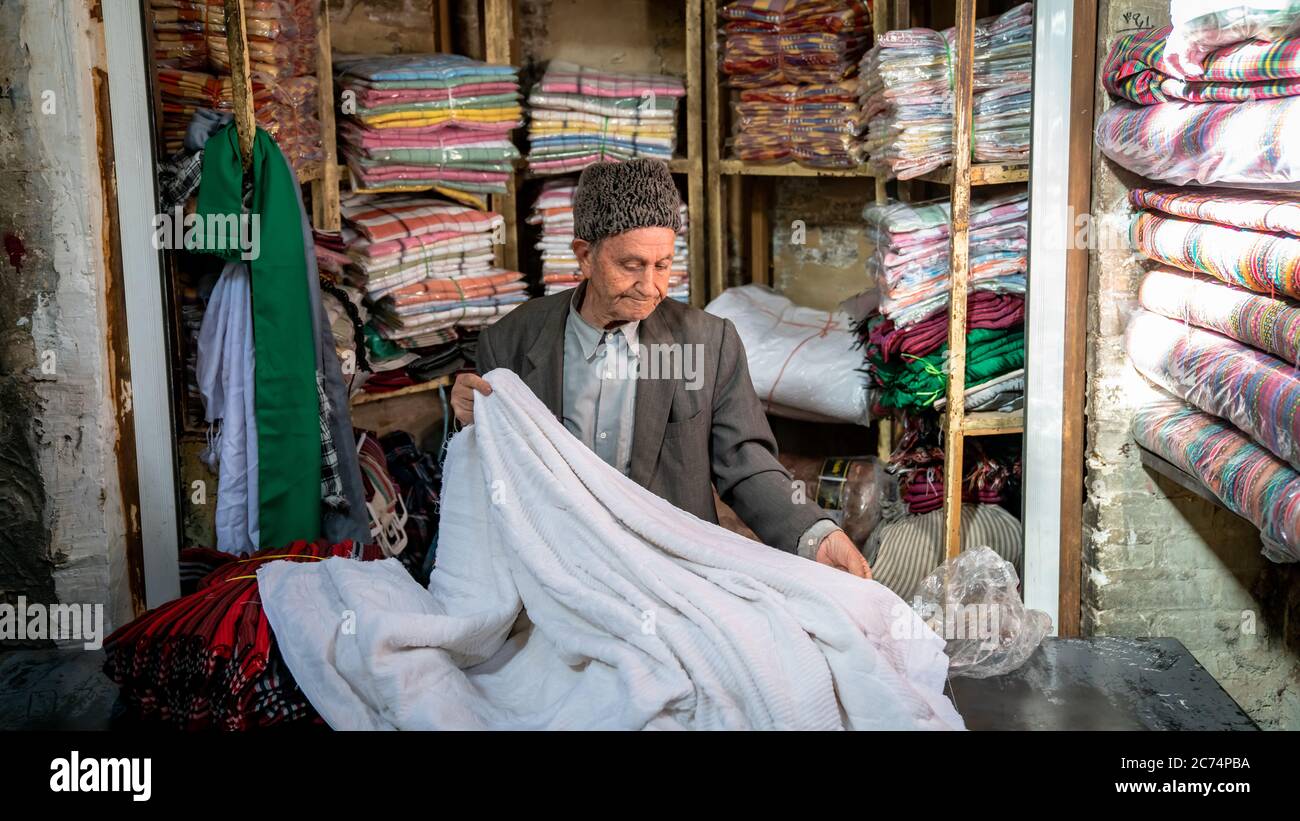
[{"left": 477, "top": 281, "right": 826, "bottom": 552}]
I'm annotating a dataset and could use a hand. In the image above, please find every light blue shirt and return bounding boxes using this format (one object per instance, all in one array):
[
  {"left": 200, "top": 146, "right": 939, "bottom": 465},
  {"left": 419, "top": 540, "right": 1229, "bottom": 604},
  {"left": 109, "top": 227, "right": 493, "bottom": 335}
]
[{"left": 561, "top": 287, "right": 839, "bottom": 559}]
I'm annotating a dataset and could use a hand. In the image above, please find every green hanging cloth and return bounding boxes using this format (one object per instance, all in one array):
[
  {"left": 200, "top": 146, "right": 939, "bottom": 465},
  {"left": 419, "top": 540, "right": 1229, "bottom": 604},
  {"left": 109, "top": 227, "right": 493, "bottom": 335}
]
[{"left": 193, "top": 123, "right": 321, "bottom": 548}]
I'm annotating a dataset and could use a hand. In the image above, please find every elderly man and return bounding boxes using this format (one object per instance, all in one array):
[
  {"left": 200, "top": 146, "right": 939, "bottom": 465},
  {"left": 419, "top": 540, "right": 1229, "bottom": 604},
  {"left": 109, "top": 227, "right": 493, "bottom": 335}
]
[{"left": 451, "top": 159, "right": 869, "bottom": 577}]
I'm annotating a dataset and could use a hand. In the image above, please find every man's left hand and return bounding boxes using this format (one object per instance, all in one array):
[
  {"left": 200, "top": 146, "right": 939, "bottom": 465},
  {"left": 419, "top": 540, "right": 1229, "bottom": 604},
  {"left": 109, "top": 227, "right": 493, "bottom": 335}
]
[{"left": 816, "top": 530, "right": 871, "bottom": 579}]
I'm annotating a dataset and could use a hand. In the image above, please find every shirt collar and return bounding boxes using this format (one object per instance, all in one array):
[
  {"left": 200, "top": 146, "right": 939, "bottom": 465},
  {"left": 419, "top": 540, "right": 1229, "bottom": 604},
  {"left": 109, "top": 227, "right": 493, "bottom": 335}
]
[{"left": 567, "top": 283, "right": 640, "bottom": 359}]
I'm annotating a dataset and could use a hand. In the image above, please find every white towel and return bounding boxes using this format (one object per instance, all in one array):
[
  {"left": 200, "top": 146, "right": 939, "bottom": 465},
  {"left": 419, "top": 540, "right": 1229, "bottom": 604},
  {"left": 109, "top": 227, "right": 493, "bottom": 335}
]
[{"left": 259, "top": 368, "right": 963, "bottom": 730}]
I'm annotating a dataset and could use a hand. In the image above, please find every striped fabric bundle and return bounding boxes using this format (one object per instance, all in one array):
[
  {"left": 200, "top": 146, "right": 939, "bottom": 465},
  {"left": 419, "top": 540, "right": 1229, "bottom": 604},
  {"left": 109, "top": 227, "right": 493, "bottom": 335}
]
[
  {"left": 1130, "top": 210, "right": 1300, "bottom": 299},
  {"left": 859, "top": 4, "right": 1033, "bottom": 179},
  {"left": 720, "top": 0, "right": 873, "bottom": 88},
  {"left": 1096, "top": 96, "right": 1300, "bottom": 187},
  {"left": 719, "top": 0, "right": 872, "bottom": 168},
  {"left": 150, "top": 1, "right": 324, "bottom": 169},
  {"left": 1127, "top": 309, "right": 1300, "bottom": 472},
  {"left": 525, "top": 178, "right": 691, "bottom": 302},
  {"left": 1165, "top": 0, "right": 1300, "bottom": 74},
  {"left": 339, "top": 196, "right": 524, "bottom": 347},
  {"left": 728, "top": 81, "right": 866, "bottom": 168},
  {"left": 1139, "top": 267, "right": 1300, "bottom": 366},
  {"left": 1103, "top": 25, "right": 1300, "bottom": 104},
  {"left": 1130, "top": 187, "right": 1300, "bottom": 235},
  {"left": 1132, "top": 396, "right": 1300, "bottom": 562},
  {"left": 334, "top": 53, "right": 522, "bottom": 198},
  {"left": 863, "top": 190, "right": 1029, "bottom": 326},
  {"left": 525, "top": 61, "right": 685, "bottom": 175}
]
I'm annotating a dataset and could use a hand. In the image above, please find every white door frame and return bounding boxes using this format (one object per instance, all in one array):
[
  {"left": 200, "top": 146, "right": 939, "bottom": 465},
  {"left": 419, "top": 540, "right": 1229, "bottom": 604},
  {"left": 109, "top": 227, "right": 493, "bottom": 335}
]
[{"left": 103, "top": 0, "right": 181, "bottom": 607}]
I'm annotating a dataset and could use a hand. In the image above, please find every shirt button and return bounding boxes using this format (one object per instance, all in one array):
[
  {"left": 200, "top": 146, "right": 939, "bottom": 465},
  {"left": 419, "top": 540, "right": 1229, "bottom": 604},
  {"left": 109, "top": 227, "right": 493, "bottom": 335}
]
[{"left": 599, "top": 432, "right": 608, "bottom": 440}]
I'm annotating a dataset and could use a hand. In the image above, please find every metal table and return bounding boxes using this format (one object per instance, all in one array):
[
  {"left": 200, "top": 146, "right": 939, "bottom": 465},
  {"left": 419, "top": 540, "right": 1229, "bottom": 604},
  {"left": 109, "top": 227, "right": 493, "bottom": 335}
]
[{"left": 948, "top": 636, "right": 1257, "bottom": 731}]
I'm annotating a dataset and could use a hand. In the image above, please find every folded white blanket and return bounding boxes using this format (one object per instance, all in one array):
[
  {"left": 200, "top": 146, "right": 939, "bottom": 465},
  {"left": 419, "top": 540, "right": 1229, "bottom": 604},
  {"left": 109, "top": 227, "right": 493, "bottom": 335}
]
[{"left": 259, "top": 368, "right": 963, "bottom": 730}]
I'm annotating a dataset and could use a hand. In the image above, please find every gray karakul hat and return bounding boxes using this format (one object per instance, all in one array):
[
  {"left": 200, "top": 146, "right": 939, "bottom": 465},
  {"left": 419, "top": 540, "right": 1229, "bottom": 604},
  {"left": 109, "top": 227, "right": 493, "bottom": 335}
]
[{"left": 572, "top": 159, "right": 683, "bottom": 243}]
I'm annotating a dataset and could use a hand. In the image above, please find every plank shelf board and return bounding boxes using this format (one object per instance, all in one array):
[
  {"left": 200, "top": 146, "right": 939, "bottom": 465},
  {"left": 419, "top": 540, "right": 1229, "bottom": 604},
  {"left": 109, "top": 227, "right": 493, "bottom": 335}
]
[
  {"left": 940, "top": 409, "right": 1025, "bottom": 436},
  {"left": 350, "top": 375, "right": 454, "bottom": 406},
  {"left": 913, "top": 162, "right": 1029, "bottom": 186},
  {"left": 716, "top": 159, "right": 875, "bottom": 178}
]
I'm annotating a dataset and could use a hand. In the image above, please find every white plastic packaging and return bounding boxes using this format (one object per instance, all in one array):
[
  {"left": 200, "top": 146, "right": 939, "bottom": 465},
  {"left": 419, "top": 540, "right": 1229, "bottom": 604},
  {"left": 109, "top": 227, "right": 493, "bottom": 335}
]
[
  {"left": 705, "top": 285, "right": 873, "bottom": 425},
  {"left": 1165, "top": 0, "right": 1300, "bottom": 76}
]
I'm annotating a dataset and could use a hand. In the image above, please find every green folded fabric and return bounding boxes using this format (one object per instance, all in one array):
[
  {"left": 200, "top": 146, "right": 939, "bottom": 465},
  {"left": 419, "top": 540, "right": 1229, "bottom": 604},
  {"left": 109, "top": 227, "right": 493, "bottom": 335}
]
[{"left": 873, "top": 327, "right": 1025, "bottom": 410}]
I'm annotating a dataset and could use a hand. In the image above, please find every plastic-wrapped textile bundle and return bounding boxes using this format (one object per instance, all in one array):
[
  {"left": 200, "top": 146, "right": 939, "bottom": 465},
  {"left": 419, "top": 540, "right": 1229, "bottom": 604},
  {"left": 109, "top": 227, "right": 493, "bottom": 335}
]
[
  {"left": 525, "top": 61, "right": 685, "bottom": 175},
  {"left": 728, "top": 81, "right": 865, "bottom": 167},
  {"left": 720, "top": 0, "right": 873, "bottom": 89},
  {"left": 151, "top": 0, "right": 207, "bottom": 70},
  {"left": 1127, "top": 309, "right": 1300, "bottom": 472},
  {"left": 1164, "top": 0, "right": 1300, "bottom": 76},
  {"left": 1096, "top": 96, "right": 1300, "bottom": 188},
  {"left": 858, "top": 3, "right": 1033, "bottom": 179},
  {"left": 862, "top": 190, "right": 1029, "bottom": 326},
  {"left": 1139, "top": 267, "right": 1300, "bottom": 367},
  {"left": 1102, "top": 24, "right": 1300, "bottom": 104},
  {"left": 705, "top": 285, "right": 872, "bottom": 424},
  {"left": 334, "top": 53, "right": 523, "bottom": 197},
  {"left": 1132, "top": 395, "right": 1300, "bottom": 562},
  {"left": 1130, "top": 186, "right": 1300, "bottom": 234},
  {"left": 1130, "top": 209, "right": 1300, "bottom": 298}
]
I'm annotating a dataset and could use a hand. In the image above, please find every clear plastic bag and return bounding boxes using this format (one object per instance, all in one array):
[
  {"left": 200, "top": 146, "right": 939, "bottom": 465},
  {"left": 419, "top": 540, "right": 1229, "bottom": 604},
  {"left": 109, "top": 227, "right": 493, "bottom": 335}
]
[
  {"left": 1166, "top": 0, "right": 1300, "bottom": 75},
  {"left": 913, "top": 545, "right": 1051, "bottom": 679},
  {"left": 781, "top": 456, "right": 899, "bottom": 547},
  {"left": 1096, "top": 97, "right": 1300, "bottom": 188}
]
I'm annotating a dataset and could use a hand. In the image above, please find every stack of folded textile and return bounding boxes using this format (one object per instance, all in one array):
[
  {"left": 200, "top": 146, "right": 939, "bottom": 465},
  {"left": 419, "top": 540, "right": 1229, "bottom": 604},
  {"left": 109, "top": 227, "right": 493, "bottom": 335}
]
[
  {"left": 1097, "top": 18, "right": 1300, "bottom": 187},
  {"left": 862, "top": 189, "right": 1029, "bottom": 327},
  {"left": 339, "top": 196, "right": 526, "bottom": 349},
  {"left": 103, "top": 539, "right": 385, "bottom": 730},
  {"left": 859, "top": 3, "right": 1033, "bottom": 179},
  {"left": 151, "top": 0, "right": 207, "bottom": 70},
  {"left": 527, "top": 178, "right": 691, "bottom": 302},
  {"left": 150, "top": 1, "right": 323, "bottom": 169},
  {"left": 720, "top": 0, "right": 871, "bottom": 168},
  {"left": 333, "top": 53, "right": 523, "bottom": 201},
  {"left": 1123, "top": 184, "right": 1300, "bottom": 564},
  {"left": 525, "top": 61, "right": 685, "bottom": 175}
]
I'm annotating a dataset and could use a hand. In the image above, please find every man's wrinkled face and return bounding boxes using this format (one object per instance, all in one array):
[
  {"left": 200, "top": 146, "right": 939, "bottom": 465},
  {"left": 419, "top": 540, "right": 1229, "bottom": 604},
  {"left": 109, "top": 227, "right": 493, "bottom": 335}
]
[{"left": 574, "top": 227, "right": 677, "bottom": 323}]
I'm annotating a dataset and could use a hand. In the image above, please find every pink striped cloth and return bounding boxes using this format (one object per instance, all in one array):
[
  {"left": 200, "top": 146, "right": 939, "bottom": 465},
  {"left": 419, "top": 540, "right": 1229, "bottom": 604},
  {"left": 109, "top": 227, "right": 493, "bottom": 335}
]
[
  {"left": 341, "top": 198, "right": 502, "bottom": 242},
  {"left": 340, "top": 122, "right": 515, "bottom": 150},
  {"left": 537, "top": 60, "right": 685, "bottom": 98},
  {"left": 346, "top": 82, "right": 519, "bottom": 108}
]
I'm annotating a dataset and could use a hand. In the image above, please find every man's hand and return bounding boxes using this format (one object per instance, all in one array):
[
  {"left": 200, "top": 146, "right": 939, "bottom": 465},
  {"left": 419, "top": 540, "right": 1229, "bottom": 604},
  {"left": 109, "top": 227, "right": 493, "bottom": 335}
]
[
  {"left": 815, "top": 529, "right": 871, "bottom": 579},
  {"left": 450, "top": 372, "right": 493, "bottom": 426}
]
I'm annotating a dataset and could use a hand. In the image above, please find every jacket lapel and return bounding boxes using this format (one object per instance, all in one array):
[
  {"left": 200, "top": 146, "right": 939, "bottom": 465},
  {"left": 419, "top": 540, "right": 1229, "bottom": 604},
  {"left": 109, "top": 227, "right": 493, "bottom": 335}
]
[
  {"left": 523, "top": 283, "right": 574, "bottom": 418},
  {"left": 629, "top": 306, "right": 676, "bottom": 486}
]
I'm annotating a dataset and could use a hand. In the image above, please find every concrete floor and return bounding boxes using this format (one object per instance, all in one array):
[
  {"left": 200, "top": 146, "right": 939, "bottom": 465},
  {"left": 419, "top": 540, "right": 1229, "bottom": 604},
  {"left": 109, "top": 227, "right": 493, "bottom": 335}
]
[{"left": 0, "top": 649, "right": 121, "bottom": 730}]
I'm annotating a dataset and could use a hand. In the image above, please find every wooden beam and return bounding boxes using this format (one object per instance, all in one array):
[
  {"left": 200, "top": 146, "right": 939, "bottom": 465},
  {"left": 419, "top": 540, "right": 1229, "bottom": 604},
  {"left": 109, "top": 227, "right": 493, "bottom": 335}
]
[
  {"left": 483, "top": 0, "right": 518, "bottom": 270},
  {"left": 941, "top": 0, "right": 977, "bottom": 560},
  {"left": 685, "top": 0, "right": 706, "bottom": 307},
  {"left": 705, "top": 0, "right": 726, "bottom": 301},
  {"left": 1058, "top": 0, "right": 1098, "bottom": 638},
  {"left": 312, "top": 1, "right": 341, "bottom": 231},
  {"left": 222, "top": 0, "right": 256, "bottom": 170},
  {"left": 749, "top": 178, "right": 771, "bottom": 286}
]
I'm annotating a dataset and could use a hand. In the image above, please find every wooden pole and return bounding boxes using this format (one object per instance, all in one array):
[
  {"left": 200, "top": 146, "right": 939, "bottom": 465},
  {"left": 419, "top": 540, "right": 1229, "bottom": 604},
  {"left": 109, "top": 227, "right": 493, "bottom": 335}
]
[
  {"left": 483, "top": 0, "right": 518, "bottom": 271},
  {"left": 312, "top": 1, "right": 341, "bottom": 230},
  {"left": 222, "top": 0, "right": 256, "bottom": 171},
  {"left": 705, "top": 0, "right": 726, "bottom": 301},
  {"left": 685, "top": 0, "right": 706, "bottom": 308},
  {"left": 941, "top": 0, "right": 977, "bottom": 560}
]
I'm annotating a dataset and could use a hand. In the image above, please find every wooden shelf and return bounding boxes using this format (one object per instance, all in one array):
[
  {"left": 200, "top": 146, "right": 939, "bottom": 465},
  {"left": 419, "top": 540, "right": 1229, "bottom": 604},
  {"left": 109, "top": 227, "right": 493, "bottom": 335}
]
[
  {"left": 953, "top": 409, "right": 1025, "bottom": 436},
  {"left": 716, "top": 159, "right": 875, "bottom": 178},
  {"left": 350, "top": 375, "right": 454, "bottom": 406},
  {"left": 913, "top": 162, "right": 1029, "bottom": 186},
  {"left": 1138, "top": 446, "right": 1246, "bottom": 523}
]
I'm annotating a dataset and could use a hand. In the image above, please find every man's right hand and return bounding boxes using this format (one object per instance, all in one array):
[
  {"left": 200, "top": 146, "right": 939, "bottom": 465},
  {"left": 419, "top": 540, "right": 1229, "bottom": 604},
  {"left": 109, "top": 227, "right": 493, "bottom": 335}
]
[{"left": 450, "top": 372, "right": 493, "bottom": 426}]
